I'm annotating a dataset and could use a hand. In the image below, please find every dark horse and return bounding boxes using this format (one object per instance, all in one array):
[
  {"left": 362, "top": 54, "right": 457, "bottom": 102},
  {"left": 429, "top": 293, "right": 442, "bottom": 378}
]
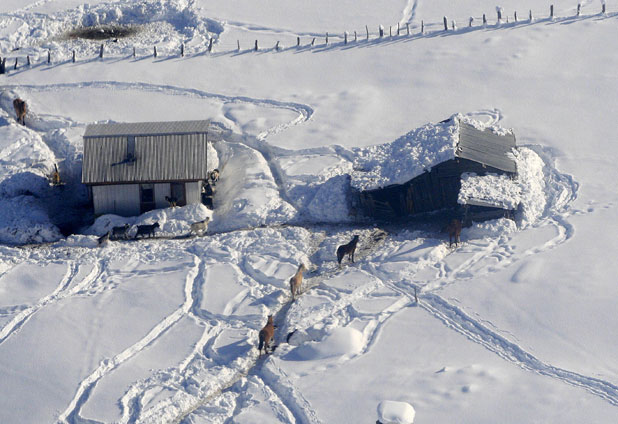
[
  {"left": 337, "top": 235, "right": 359, "bottom": 265},
  {"left": 258, "top": 315, "right": 275, "bottom": 356},
  {"left": 446, "top": 219, "right": 462, "bottom": 247}
]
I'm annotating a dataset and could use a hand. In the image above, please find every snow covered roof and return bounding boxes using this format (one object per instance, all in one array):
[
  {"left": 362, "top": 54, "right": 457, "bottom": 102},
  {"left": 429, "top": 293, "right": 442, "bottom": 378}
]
[
  {"left": 458, "top": 172, "right": 521, "bottom": 210},
  {"left": 350, "top": 116, "right": 517, "bottom": 191},
  {"left": 84, "top": 120, "right": 212, "bottom": 138}
]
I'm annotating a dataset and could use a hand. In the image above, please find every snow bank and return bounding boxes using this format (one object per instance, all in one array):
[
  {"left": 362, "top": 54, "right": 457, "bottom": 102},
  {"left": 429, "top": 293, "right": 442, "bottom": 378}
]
[
  {"left": 0, "top": 196, "right": 62, "bottom": 244},
  {"left": 290, "top": 326, "right": 363, "bottom": 360},
  {"left": 463, "top": 218, "right": 518, "bottom": 240},
  {"left": 87, "top": 203, "right": 212, "bottom": 237},
  {"left": 512, "top": 147, "right": 547, "bottom": 227},
  {"left": 210, "top": 142, "right": 296, "bottom": 232},
  {"left": 0, "top": 0, "right": 223, "bottom": 59},
  {"left": 377, "top": 400, "right": 416, "bottom": 424}
]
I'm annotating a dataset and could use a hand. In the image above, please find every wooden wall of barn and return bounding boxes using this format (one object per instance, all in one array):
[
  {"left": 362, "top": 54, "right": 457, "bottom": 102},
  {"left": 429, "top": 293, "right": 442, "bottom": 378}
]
[{"left": 357, "top": 158, "right": 514, "bottom": 220}]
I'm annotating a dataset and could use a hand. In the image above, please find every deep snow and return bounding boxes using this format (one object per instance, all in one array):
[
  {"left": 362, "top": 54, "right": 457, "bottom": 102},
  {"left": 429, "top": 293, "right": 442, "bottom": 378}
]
[{"left": 1, "top": 1, "right": 618, "bottom": 423}]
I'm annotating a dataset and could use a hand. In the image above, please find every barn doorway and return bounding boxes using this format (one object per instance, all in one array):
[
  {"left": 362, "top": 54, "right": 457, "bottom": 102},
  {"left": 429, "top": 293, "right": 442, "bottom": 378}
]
[
  {"left": 140, "top": 183, "right": 155, "bottom": 213},
  {"left": 170, "top": 182, "right": 187, "bottom": 207}
]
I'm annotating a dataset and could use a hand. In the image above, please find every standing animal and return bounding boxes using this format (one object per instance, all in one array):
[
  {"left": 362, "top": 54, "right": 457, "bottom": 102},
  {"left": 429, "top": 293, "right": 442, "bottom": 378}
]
[
  {"left": 190, "top": 217, "right": 210, "bottom": 235},
  {"left": 446, "top": 219, "right": 462, "bottom": 247},
  {"left": 134, "top": 222, "right": 159, "bottom": 239},
  {"left": 289, "top": 263, "right": 307, "bottom": 300},
  {"left": 98, "top": 231, "right": 111, "bottom": 245},
  {"left": 111, "top": 223, "right": 130, "bottom": 240},
  {"left": 165, "top": 195, "right": 178, "bottom": 207},
  {"left": 13, "top": 98, "right": 26, "bottom": 125},
  {"left": 258, "top": 315, "right": 275, "bottom": 356},
  {"left": 336, "top": 235, "right": 360, "bottom": 265}
]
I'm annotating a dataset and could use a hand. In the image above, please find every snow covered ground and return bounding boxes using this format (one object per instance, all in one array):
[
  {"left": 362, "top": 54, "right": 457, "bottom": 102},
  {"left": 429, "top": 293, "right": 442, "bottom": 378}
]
[{"left": 1, "top": 0, "right": 618, "bottom": 423}]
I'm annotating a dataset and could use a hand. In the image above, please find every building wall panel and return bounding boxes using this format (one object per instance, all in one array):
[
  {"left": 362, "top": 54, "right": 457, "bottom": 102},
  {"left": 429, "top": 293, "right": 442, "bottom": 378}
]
[{"left": 92, "top": 184, "right": 140, "bottom": 216}]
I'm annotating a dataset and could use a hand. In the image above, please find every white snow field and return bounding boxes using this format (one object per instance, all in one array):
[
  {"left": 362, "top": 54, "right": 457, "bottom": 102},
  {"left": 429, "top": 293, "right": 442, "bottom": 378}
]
[{"left": 1, "top": 0, "right": 618, "bottom": 423}]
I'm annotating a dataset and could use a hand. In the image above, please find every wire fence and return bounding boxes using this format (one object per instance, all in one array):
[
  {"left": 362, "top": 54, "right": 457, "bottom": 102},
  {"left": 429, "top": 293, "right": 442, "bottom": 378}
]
[{"left": 0, "top": 2, "right": 614, "bottom": 73}]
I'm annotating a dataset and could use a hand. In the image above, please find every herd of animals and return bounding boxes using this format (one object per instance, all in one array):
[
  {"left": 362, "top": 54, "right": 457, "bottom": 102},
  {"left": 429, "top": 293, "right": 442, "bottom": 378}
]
[
  {"left": 10, "top": 97, "right": 466, "bottom": 359},
  {"left": 258, "top": 219, "right": 462, "bottom": 356}
]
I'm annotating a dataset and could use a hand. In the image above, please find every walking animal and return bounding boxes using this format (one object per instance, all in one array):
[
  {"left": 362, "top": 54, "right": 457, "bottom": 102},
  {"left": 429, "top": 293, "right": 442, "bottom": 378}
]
[
  {"left": 111, "top": 224, "right": 130, "bottom": 240},
  {"left": 13, "top": 98, "right": 26, "bottom": 125},
  {"left": 98, "top": 231, "right": 111, "bottom": 245},
  {"left": 134, "top": 222, "right": 159, "bottom": 239},
  {"left": 289, "top": 263, "right": 307, "bottom": 300},
  {"left": 446, "top": 219, "right": 462, "bottom": 247},
  {"left": 190, "top": 217, "right": 210, "bottom": 235},
  {"left": 258, "top": 315, "right": 275, "bottom": 356},
  {"left": 336, "top": 235, "right": 359, "bottom": 265}
]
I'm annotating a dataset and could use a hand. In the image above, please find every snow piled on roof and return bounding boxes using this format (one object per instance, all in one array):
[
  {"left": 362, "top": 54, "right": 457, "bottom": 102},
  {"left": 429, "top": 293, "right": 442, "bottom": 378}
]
[
  {"left": 458, "top": 173, "right": 521, "bottom": 210},
  {"left": 350, "top": 117, "right": 459, "bottom": 191}
]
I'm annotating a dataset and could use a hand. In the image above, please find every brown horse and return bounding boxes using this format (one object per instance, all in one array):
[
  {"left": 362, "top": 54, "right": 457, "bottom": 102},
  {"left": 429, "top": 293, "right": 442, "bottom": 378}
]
[
  {"left": 258, "top": 315, "right": 275, "bottom": 356},
  {"left": 337, "top": 235, "right": 359, "bottom": 265},
  {"left": 13, "top": 98, "right": 26, "bottom": 125},
  {"left": 290, "top": 263, "right": 307, "bottom": 300},
  {"left": 446, "top": 219, "right": 462, "bottom": 247}
]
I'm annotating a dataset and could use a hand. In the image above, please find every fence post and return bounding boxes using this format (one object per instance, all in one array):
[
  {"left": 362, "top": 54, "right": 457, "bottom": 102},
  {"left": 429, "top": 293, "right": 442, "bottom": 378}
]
[
  {"left": 255, "top": 40, "right": 258, "bottom": 51},
  {"left": 550, "top": 4, "right": 554, "bottom": 18},
  {"left": 452, "top": 20, "right": 456, "bottom": 30},
  {"left": 325, "top": 32, "right": 328, "bottom": 45},
  {"left": 0, "top": 57, "right": 5, "bottom": 74},
  {"left": 421, "top": 20, "right": 424, "bottom": 34},
  {"left": 181, "top": 43, "right": 184, "bottom": 57},
  {"left": 514, "top": 11, "right": 518, "bottom": 22},
  {"left": 389, "top": 25, "right": 392, "bottom": 37},
  {"left": 469, "top": 16, "right": 474, "bottom": 26},
  {"left": 297, "top": 36, "right": 300, "bottom": 47},
  {"left": 529, "top": 10, "right": 533, "bottom": 21},
  {"left": 237, "top": 40, "right": 241, "bottom": 51},
  {"left": 47, "top": 50, "right": 51, "bottom": 64},
  {"left": 497, "top": 7, "right": 502, "bottom": 21},
  {"left": 366, "top": 25, "right": 369, "bottom": 40},
  {"left": 154, "top": 46, "right": 158, "bottom": 58},
  {"left": 27, "top": 55, "right": 30, "bottom": 66},
  {"left": 311, "top": 37, "right": 316, "bottom": 46},
  {"left": 344, "top": 31, "right": 348, "bottom": 44},
  {"left": 577, "top": 3, "right": 581, "bottom": 16},
  {"left": 275, "top": 41, "right": 280, "bottom": 50},
  {"left": 13, "top": 58, "right": 17, "bottom": 70},
  {"left": 100, "top": 43, "right": 104, "bottom": 58},
  {"left": 208, "top": 38, "right": 213, "bottom": 52},
  {"left": 443, "top": 16, "right": 448, "bottom": 30},
  {"left": 397, "top": 23, "right": 400, "bottom": 35},
  {"left": 133, "top": 47, "right": 136, "bottom": 58},
  {"left": 379, "top": 25, "right": 384, "bottom": 37},
  {"left": 602, "top": 2, "right": 606, "bottom": 14},
  {"left": 406, "top": 23, "right": 410, "bottom": 35},
  {"left": 354, "top": 30, "right": 357, "bottom": 41},
  {"left": 483, "top": 13, "right": 487, "bottom": 25}
]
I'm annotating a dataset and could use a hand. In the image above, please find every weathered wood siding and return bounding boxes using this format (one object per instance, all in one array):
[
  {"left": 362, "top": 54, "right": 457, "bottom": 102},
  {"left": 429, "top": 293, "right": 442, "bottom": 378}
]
[{"left": 92, "top": 184, "right": 140, "bottom": 216}]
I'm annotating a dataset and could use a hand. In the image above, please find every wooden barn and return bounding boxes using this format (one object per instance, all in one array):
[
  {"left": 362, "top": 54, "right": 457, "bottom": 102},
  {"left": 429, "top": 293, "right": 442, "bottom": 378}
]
[
  {"left": 82, "top": 120, "right": 220, "bottom": 216},
  {"left": 354, "top": 122, "right": 518, "bottom": 222}
]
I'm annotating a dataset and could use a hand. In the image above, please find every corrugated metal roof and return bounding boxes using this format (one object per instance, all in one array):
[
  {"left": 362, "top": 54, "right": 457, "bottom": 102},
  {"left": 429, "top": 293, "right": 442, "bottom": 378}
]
[
  {"left": 84, "top": 120, "right": 212, "bottom": 138},
  {"left": 82, "top": 133, "right": 210, "bottom": 184},
  {"left": 457, "top": 123, "right": 517, "bottom": 173}
]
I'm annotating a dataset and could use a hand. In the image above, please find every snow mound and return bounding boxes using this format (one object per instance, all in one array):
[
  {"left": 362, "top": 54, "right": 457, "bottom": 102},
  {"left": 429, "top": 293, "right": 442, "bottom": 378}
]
[
  {"left": 290, "top": 327, "right": 363, "bottom": 360},
  {"left": 0, "top": 196, "right": 62, "bottom": 244},
  {"left": 0, "top": 0, "right": 223, "bottom": 59},
  {"left": 512, "top": 147, "right": 546, "bottom": 226},
  {"left": 377, "top": 400, "right": 416, "bottom": 424},
  {"left": 463, "top": 218, "right": 518, "bottom": 240},
  {"left": 458, "top": 172, "right": 521, "bottom": 210},
  {"left": 210, "top": 142, "right": 296, "bottom": 232}
]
